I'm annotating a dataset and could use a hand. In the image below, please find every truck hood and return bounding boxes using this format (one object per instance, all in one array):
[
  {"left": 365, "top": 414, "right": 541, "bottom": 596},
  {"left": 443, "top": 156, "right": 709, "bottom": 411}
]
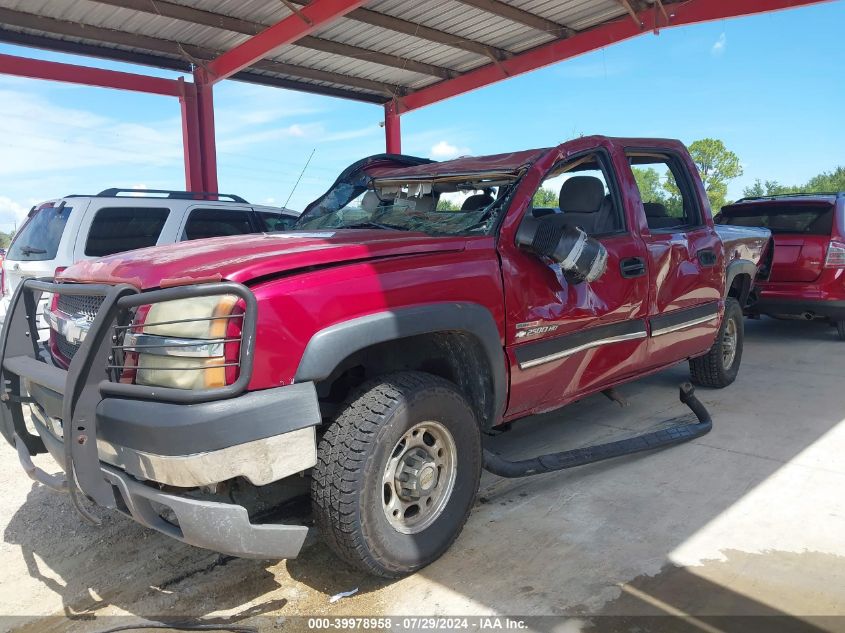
[{"left": 59, "top": 230, "right": 467, "bottom": 289}]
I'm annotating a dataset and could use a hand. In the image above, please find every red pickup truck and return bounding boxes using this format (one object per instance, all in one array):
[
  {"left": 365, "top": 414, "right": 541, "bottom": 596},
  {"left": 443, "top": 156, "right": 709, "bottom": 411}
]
[{"left": 0, "top": 136, "right": 771, "bottom": 578}]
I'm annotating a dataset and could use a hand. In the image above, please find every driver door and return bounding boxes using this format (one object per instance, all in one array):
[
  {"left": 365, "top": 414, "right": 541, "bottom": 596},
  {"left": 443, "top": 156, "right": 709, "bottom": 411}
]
[{"left": 497, "top": 138, "right": 650, "bottom": 418}]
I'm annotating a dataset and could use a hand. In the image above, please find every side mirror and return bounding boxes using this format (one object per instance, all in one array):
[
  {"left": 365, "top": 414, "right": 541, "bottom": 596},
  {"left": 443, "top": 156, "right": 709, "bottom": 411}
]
[{"left": 516, "top": 213, "right": 608, "bottom": 283}]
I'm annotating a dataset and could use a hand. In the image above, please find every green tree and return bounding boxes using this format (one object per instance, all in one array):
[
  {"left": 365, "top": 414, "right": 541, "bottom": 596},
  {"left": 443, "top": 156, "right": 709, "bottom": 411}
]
[
  {"left": 742, "top": 179, "right": 798, "bottom": 198},
  {"left": 741, "top": 167, "right": 844, "bottom": 199},
  {"left": 436, "top": 198, "right": 459, "bottom": 211},
  {"left": 806, "top": 166, "right": 845, "bottom": 192},
  {"left": 0, "top": 230, "right": 14, "bottom": 249},
  {"left": 632, "top": 167, "right": 666, "bottom": 204},
  {"left": 670, "top": 138, "right": 743, "bottom": 211},
  {"left": 532, "top": 187, "right": 558, "bottom": 207},
  {"left": 633, "top": 167, "right": 683, "bottom": 217}
]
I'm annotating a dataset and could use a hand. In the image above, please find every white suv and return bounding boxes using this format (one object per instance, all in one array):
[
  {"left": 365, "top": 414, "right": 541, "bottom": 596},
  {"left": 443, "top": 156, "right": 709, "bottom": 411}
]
[{"left": 0, "top": 188, "right": 298, "bottom": 336}]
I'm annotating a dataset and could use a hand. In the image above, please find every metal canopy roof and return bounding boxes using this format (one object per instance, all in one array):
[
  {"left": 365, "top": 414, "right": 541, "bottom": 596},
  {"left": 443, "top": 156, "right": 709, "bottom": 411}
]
[{"left": 0, "top": 0, "right": 683, "bottom": 105}]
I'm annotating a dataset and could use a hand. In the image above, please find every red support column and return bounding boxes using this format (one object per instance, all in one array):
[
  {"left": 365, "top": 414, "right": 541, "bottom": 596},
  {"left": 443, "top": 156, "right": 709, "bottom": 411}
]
[
  {"left": 179, "top": 71, "right": 219, "bottom": 194},
  {"left": 194, "top": 69, "right": 219, "bottom": 193},
  {"left": 178, "top": 79, "right": 204, "bottom": 192},
  {"left": 384, "top": 101, "right": 401, "bottom": 154}
]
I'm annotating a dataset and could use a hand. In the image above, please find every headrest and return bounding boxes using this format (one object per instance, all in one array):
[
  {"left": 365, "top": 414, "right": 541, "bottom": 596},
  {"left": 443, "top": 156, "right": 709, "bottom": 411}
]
[
  {"left": 559, "top": 176, "right": 605, "bottom": 213},
  {"left": 461, "top": 193, "right": 494, "bottom": 211},
  {"left": 361, "top": 191, "right": 380, "bottom": 213},
  {"left": 643, "top": 202, "right": 667, "bottom": 217}
]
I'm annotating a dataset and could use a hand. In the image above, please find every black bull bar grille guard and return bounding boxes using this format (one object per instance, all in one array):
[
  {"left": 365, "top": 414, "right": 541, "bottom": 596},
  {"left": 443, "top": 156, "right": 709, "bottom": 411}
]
[{"left": 0, "top": 278, "right": 257, "bottom": 524}]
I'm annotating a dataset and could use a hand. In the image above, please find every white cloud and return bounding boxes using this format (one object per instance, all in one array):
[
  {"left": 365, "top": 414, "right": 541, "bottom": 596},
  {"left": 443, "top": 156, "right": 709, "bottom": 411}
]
[
  {"left": 711, "top": 32, "right": 727, "bottom": 56},
  {"left": 216, "top": 122, "right": 323, "bottom": 152},
  {"left": 0, "top": 88, "right": 182, "bottom": 178},
  {"left": 321, "top": 125, "right": 380, "bottom": 143},
  {"left": 430, "top": 140, "right": 471, "bottom": 160},
  {"left": 0, "top": 196, "right": 31, "bottom": 231}
]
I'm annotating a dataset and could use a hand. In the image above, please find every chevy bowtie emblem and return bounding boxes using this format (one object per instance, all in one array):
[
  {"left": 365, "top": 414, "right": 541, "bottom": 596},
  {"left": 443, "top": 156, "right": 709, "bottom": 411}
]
[{"left": 45, "top": 309, "right": 91, "bottom": 345}]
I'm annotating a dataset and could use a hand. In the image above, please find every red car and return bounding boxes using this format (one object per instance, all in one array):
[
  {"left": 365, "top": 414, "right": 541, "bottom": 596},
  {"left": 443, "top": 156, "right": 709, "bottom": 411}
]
[
  {"left": 1, "top": 136, "right": 770, "bottom": 577},
  {"left": 718, "top": 192, "right": 845, "bottom": 339}
]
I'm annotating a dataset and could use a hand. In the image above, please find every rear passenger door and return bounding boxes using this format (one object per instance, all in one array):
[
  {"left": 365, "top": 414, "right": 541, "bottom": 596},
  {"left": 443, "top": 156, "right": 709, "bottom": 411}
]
[
  {"left": 625, "top": 147, "right": 724, "bottom": 366},
  {"left": 178, "top": 206, "right": 261, "bottom": 241}
]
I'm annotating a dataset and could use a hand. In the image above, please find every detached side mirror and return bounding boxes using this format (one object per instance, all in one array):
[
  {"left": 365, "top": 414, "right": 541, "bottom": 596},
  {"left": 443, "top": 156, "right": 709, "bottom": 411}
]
[{"left": 516, "top": 213, "right": 608, "bottom": 283}]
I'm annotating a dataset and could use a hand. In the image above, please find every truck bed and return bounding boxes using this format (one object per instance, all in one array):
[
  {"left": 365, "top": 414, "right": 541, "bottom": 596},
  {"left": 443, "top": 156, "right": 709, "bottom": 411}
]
[{"left": 715, "top": 224, "right": 772, "bottom": 266}]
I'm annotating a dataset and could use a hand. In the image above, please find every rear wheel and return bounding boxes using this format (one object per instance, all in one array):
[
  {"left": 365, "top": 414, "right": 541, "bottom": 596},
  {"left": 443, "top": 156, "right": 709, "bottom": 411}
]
[
  {"left": 836, "top": 321, "right": 845, "bottom": 341},
  {"left": 311, "top": 371, "right": 481, "bottom": 578},
  {"left": 689, "top": 297, "right": 744, "bottom": 388}
]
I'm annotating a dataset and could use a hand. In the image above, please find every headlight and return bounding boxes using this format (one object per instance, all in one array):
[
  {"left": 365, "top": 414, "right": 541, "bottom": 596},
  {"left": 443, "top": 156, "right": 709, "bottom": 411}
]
[{"left": 122, "top": 294, "right": 244, "bottom": 390}]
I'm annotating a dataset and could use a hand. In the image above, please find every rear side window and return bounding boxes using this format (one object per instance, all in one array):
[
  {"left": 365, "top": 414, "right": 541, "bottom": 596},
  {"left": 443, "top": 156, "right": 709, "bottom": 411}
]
[
  {"left": 182, "top": 209, "right": 255, "bottom": 241},
  {"left": 7, "top": 205, "right": 73, "bottom": 261},
  {"left": 628, "top": 152, "right": 703, "bottom": 230},
  {"left": 257, "top": 211, "right": 297, "bottom": 232},
  {"left": 718, "top": 204, "right": 834, "bottom": 235},
  {"left": 85, "top": 207, "right": 170, "bottom": 257}
]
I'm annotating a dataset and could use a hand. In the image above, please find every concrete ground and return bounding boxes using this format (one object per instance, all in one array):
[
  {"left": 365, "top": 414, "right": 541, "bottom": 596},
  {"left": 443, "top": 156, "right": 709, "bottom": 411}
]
[{"left": 1, "top": 317, "right": 844, "bottom": 631}]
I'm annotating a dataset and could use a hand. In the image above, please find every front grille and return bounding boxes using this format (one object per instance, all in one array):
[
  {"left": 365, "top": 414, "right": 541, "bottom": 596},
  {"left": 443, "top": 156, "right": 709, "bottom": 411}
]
[
  {"left": 53, "top": 294, "right": 105, "bottom": 363},
  {"left": 55, "top": 333, "right": 80, "bottom": 362},
  {"left": 57, "top": 294, "right": 104, "bottom": 320}
]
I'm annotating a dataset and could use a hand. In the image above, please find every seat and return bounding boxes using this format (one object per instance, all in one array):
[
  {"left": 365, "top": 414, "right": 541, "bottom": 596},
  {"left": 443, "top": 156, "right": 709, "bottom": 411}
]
[
  {"left": 643, "top": 202, "right": 679, "bottom": 229},
  {"left": 558, "top": 176, "right": 615, "bottom": 234},
  {"left": 461, "top": 192, "right": 494, "bottom": 211},
  {"left": 361, "top": 191, "right": 380, "bottom": 213}
]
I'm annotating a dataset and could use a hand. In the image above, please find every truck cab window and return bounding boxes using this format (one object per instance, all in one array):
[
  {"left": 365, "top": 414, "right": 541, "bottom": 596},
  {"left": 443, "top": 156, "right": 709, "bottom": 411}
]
[
  {"left": 532, "top": 153, "right": 624, "bottom": 236},
  {"left": 182, "top": 208, "right": 255, "bottom": 241},
  {"left": 628, "top": 153, "right": 702, "bottom": 230}
]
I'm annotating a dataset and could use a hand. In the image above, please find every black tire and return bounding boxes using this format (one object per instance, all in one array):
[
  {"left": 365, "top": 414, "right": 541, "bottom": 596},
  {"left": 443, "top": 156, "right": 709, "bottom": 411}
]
[
  {"left": 836, "top": 321, "right": 845, "bottom": 341},
  {"left": 311, "top": 371, "right": 482, "bottom": 578},
  {"left": 689, "top": 297, "right": 744, "bottom": 388}
]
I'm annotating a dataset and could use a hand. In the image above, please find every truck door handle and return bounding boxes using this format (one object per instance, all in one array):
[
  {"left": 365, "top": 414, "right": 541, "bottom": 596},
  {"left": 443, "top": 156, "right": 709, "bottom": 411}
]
[
  {"left": 697, "top": 249, "right": 717, "bottom": 267},
  {"left": 620, "top": 257, "right": 646, "bottom": 278}
]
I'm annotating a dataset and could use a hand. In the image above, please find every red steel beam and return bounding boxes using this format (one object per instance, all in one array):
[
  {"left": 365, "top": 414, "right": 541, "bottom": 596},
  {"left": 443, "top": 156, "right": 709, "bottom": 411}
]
[
  {"left": 194, "top": 72, "right": 219, "bottom": 193},
  {"left": 396, "top": 0, "right": 831, "bottom": 113},
  {"left": 0, "top": 52, "right": 182, "bottom": 96},
  {"left": 205, "top": 0, "right": 367, "bottom": 84},
  {"left": 179, "top": 79, "right": 204, "bottom": 192},
  {"left": 384, "top": 101, "right": 401, "bottom": 154}
]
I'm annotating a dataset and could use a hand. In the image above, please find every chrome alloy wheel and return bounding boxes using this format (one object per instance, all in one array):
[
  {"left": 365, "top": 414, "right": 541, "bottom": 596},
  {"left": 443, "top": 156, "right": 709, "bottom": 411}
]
[
  {"left": 382, "top": 420, "right": 457, "bottom": 534},
  {"left": 722, "top": 316, "right": 738, "bottom": 370}
]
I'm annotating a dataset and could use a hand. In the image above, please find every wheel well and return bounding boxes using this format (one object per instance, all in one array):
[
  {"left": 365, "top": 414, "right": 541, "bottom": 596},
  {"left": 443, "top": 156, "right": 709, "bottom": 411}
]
[
  {"left": 314, "top": 332, "right": 496, "bottom": 429},
  {"left": 728, "top": 272, "right": 752, "bottom": 307}
]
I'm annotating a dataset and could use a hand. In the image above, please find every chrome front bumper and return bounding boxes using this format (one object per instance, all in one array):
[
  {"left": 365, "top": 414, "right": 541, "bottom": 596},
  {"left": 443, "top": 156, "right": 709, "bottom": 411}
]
[{"left": 15, "top": 432, "right": 309, "bottom": 559}]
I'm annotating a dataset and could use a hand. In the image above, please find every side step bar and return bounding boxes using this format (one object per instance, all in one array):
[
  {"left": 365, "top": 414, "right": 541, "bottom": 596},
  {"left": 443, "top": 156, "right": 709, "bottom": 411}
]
[{"left": 483, "top": 383, "right": 711, "bottom": 478}]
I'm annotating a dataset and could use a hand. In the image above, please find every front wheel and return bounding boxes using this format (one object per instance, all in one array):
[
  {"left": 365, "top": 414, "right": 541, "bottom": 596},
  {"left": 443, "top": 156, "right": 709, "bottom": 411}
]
[
  {"left": 689, "top": 297, "right": 744, "bottom": 388},
  {"left": 311, "top": 371, "right": 481, "bottom": 578},
  {"left": 835, "top": 321, "right": 845, "bottom": 341}
]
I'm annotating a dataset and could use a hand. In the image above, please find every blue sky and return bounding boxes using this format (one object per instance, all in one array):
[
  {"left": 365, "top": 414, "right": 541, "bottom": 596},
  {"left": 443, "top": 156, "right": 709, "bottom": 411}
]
[{"left": 1, "top": 1, "right": 843, "bottom": 231}]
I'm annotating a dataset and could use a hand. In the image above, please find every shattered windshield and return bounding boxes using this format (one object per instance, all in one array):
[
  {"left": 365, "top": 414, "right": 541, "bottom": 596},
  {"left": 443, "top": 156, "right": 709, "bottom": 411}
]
[{"left": 294, "top": 171, "right": 520, "bottom": 236}]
